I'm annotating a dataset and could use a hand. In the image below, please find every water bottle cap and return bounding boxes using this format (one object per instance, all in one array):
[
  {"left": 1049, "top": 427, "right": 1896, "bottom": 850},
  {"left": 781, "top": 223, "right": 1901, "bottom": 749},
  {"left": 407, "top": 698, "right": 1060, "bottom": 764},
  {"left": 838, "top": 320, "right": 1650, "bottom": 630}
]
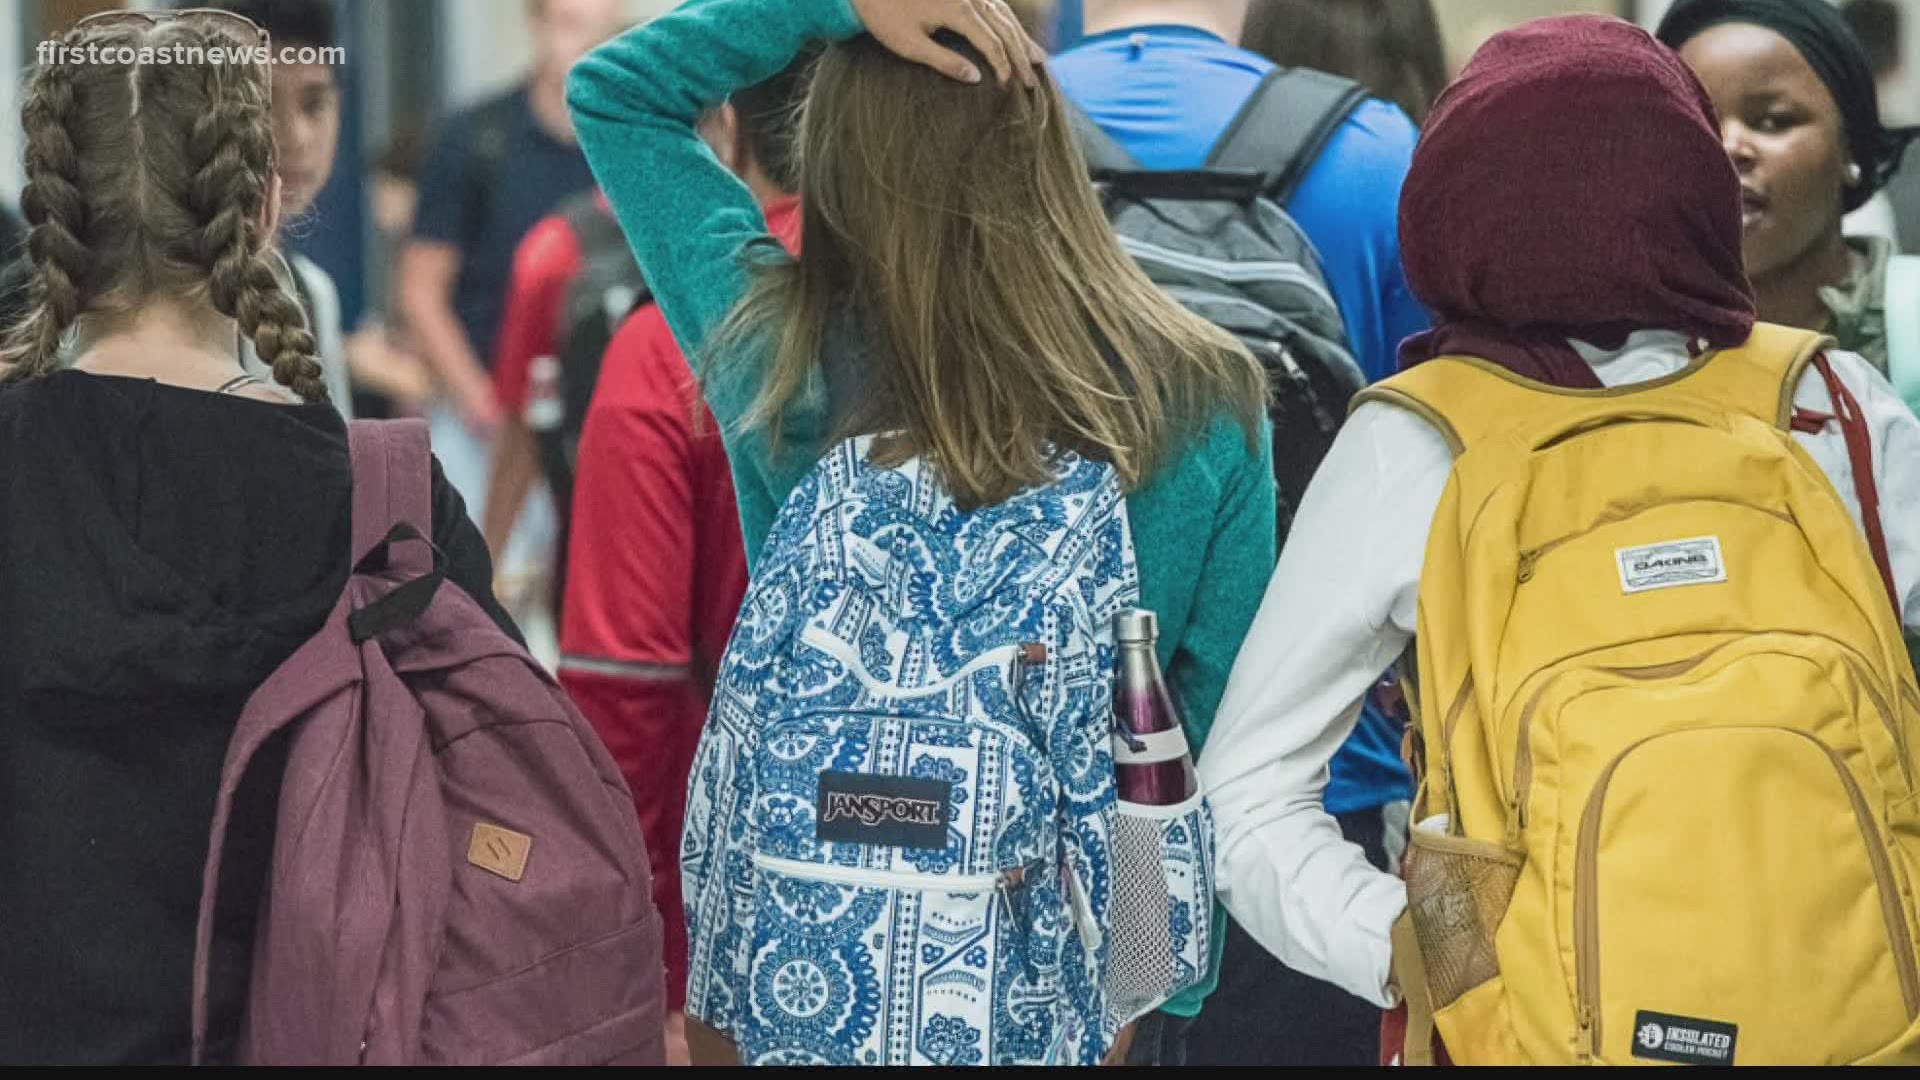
[{"left": 1113, "top": 608, "right": 1158, "bottom": 644}]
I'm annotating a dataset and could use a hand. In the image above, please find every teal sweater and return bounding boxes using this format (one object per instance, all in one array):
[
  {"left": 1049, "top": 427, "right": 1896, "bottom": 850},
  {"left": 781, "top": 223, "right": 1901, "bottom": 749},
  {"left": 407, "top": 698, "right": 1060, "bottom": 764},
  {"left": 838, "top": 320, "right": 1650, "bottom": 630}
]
[{"left": 568, "top": 0, "right": 1277, "bottom": 1016}]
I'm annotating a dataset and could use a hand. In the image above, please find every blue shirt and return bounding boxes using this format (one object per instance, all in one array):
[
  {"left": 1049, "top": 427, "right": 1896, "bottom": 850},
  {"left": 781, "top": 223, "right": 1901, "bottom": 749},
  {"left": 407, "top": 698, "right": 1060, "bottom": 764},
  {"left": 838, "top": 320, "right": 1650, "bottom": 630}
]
[
  {"left": 412, "top": 87, "right": 599, "bottom": 368},
  {"left": 1053, "top": 25, "right": 1422, "bottom": 816},
  {"left": 1051, "top": 25, "right": 1429, "bottom": 383}
]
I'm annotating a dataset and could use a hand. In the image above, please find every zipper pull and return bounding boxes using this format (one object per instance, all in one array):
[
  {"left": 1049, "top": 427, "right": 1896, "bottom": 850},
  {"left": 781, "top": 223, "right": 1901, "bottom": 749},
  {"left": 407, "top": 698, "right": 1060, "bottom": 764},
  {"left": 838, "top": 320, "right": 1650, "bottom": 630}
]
[
  {"left": 1011, "top": 643, "right": 1046, "bottom": 726},
  {"left": 996, "top": 867, "right": 1029, "bottom": 926},
  {"left": 998, "top": 868, "right": 1042, "bottom": 981},
  {"left": 1061, "top": 857, "right": 1101, "bottom": 956},
  {"left": 1576, "top": 1004, "right": 1596, "bottom": 1062},
  {"left": 1517, "top": 551, "right": 1540, "bottom": 584},
  {"left": 1011, "top": 643, "right": 1047, "bottom": 693},
  {"left": 1504, "top": 793, "right": 1526, "bottom": 846}
]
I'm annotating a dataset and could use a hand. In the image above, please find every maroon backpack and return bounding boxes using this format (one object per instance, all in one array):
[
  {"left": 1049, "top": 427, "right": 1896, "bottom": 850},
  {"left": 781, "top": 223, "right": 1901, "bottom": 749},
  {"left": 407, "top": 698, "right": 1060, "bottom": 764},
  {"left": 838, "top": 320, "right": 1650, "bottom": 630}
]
[{"left": 190, "top": 420, "right": 664, "bottom": 1066}]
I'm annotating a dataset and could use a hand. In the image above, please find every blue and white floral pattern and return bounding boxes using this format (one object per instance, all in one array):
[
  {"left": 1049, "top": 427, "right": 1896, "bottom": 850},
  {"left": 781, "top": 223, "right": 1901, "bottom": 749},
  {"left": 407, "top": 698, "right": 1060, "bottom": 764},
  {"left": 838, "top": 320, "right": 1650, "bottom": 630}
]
[
  {"left": 682, "top": 437, "right": 1145, "bottom": 1065},
  {"left": 920, "top": 1014, "right": 986, "bottom": 1066}
]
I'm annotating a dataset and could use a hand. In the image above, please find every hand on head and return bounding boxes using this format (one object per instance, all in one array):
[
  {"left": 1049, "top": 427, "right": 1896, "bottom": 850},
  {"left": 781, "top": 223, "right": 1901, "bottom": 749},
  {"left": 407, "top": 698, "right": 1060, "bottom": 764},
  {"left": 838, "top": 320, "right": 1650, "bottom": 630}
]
[{"left": 851, "top": 0, "right": 1046, "bottom": 87}]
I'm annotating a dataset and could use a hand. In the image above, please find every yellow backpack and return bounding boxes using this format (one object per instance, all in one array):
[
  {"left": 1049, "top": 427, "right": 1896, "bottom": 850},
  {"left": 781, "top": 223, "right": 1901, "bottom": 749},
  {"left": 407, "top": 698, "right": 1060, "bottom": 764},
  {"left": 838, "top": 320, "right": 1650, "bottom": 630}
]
[{"left": 1368, "top": 325, "right": 1920, "bottom": 1065}]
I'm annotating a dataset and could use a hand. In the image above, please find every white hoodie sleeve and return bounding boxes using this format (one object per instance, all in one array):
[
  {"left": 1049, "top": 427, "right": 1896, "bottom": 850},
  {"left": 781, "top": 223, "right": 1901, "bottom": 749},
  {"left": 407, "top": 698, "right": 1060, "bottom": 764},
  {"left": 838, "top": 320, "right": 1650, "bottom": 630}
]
[{"left": 1197, "top": 400, "right": 1454, "bottom": 1007}]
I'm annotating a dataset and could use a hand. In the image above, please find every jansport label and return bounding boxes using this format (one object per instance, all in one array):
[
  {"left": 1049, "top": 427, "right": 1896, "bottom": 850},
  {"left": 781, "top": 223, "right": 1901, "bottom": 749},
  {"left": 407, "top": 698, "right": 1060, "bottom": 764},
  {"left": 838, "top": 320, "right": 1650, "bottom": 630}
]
[
  {"left": 1632, "top": 1010, "right": 1737, "bottom": 1065},
  {"left": 816, "top": 771, "right": 952, "bottom": 850},
  {"left": 1617, "top": 536, "right": 1728, "bottom": 595}
]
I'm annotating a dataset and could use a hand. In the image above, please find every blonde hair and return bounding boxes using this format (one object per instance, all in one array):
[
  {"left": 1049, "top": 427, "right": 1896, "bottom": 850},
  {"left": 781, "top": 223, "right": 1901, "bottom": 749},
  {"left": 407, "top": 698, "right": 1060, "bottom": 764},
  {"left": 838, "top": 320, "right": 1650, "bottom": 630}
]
[{"left": 721, "top": 35, "right": 1265, "bottom": 509}]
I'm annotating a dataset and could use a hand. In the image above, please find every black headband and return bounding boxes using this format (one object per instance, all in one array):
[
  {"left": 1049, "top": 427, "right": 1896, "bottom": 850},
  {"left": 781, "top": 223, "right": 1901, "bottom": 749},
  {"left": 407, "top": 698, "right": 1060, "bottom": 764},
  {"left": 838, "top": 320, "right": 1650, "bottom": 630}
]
[{"left": 1658, "top": 0, "right": 1919, "bottom": 212}]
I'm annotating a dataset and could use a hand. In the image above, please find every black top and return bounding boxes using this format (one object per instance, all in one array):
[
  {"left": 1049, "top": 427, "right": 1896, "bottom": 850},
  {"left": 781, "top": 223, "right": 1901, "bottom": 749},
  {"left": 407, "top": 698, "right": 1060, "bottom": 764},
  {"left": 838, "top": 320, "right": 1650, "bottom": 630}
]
[
  {"left": 409, "top": 86, "right": 599, "bottom": 366},
  {"left": 0, "top": 370, "right": 518, "bottom": 1065}
]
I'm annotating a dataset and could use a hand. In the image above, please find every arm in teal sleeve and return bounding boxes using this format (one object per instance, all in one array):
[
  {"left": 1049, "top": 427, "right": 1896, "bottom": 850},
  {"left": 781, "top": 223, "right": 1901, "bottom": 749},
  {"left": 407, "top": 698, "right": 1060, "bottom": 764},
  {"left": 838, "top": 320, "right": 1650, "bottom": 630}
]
[
  {"left": 1176, "top": 416, "right": 1279, "bottom": 756},
  {"left": 565, "top": 0, "right": 863, "bottom": 435},
  {"left": 1161, "top": 414, "right": 1277, "bottom": 1019}
]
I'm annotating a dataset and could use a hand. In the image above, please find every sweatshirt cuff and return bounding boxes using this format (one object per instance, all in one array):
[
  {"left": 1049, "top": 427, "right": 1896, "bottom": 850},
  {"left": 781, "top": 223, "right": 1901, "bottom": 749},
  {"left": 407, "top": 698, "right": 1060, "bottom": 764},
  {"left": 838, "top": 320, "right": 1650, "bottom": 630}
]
[{"left": 1349, "top": 874, "right": 1410, "bottom": 1009}]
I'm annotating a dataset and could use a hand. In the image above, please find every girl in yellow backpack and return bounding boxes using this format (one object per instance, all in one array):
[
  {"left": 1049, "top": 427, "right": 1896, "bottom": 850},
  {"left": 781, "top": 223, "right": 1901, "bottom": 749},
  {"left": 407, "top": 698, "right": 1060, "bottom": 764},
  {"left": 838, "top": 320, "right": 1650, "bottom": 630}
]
[{"left": 1201, "top": 14, "right": 1920, "bottom": 1066}]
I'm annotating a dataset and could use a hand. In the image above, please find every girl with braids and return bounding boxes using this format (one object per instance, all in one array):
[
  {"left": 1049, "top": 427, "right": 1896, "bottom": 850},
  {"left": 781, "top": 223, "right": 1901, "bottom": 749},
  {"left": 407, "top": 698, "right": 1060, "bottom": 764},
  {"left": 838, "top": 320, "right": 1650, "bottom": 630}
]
[{"left": 0, "top": 11, "right": 517, "bottom": 1064}]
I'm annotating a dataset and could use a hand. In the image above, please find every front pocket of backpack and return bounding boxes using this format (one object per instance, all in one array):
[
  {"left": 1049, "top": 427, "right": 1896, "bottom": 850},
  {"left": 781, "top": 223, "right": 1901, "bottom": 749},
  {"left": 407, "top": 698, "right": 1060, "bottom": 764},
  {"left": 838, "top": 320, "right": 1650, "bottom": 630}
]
[
  {"left": 740, "top": 854, "right": 1045, "bottom": 1066},
  {"left": 419, "top": 918, "right": 665, "bottom": 1065},
  {"left": 1574, "top": 727, "right": 1919, "bottom": 1065},
  {"left": 1105, "top": 791, "right": 1215, "bottom": 1027},
  {"left": 740, "top": 709, "right": 1062, "bottom": 1064}
]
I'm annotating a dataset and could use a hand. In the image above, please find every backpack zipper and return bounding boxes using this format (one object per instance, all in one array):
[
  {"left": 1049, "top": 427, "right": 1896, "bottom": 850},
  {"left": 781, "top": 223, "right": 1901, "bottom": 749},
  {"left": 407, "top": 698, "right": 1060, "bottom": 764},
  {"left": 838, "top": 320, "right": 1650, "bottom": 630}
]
[
  {"left": 1435, "top": 675, "right": 1475, "bottom": 835},
  {"left": 1506, "top": 647, "right": 1726, "bottom": 843},
  {"left": 753, "top": 853, "right": 1009, "bottom": 893},
  {"left": 753, "top": 855, "right": 1033, "bottom": 954},
  {"left": 1506, "top": 678, "right": 1556, "bottom": 845},
  {"left": 1816, "top": 736, "right": 1920, "bottom": 1022},
  {"left": 1842, "top": 652, "right": 1912, "bottom": 790},
  {"left": 1516, "top": 499, "right": 1797, "bottom": 585},
  {"left": 1515, "top": 640, "right": 1909, "bottom": 844}
]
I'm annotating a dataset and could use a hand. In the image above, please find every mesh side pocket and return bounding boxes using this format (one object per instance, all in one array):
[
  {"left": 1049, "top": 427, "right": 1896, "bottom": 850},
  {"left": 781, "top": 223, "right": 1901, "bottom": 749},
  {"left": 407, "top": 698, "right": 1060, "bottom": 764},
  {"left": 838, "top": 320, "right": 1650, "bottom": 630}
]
[
  {"left": 1403, "top": 828, "right": 1522, "bottom": 1010},
  {"left": 1105, "top": 793, "right": 1215, "bottom": 1028}
]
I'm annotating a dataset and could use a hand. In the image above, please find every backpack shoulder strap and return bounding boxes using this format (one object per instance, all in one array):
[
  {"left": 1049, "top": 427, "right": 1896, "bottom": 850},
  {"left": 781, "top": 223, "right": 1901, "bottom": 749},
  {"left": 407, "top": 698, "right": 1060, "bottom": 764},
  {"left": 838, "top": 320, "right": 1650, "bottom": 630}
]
[
  {"left": 1207, "top": 67, "right": 1369, "bottom": 205},
  {"left": 1807, "top": 353, "right": 1903, "bottom": 617},
  {"left": 349, "top": 419, "right": 434, "bottom": 564},
  {"left": 1673, "top": 322, "right": 1830, "bottom": 430},
  {"left": 1353, "top": 325, "right": 1835, "bottom": 456},
  {"left": 192, "top": 420, "right": 437, "bottom": 1064},
  {"left": 347, "top": 419, "right": 445, "bottom": 643},
  {"left": 1350, "top": 358, "right": 1542, "bottom": 455},
  {"left": 1066, "top": 100, "right": 1144, "bottom": 178},
  {"left": 1883, "top": 254, "right": 1920, "bottom": 414}
]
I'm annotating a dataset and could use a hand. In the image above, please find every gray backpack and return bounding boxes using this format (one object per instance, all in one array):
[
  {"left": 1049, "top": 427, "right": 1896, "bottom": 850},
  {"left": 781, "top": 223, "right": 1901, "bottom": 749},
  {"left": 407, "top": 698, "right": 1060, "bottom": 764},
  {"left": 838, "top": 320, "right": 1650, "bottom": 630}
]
[
  {"left": 528, "top": 194, "right": 649, "bottom": 522},
  {"left": 1070, "top": 68, "right": 1368, "bottom": 540}
]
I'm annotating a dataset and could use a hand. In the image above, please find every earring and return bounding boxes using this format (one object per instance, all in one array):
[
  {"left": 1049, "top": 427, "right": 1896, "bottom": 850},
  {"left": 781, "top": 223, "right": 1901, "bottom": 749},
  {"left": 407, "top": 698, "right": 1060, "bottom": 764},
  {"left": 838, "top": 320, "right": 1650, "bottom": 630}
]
[{"left": 1847, "top": 161, "right": 1864, "bottom": 185}]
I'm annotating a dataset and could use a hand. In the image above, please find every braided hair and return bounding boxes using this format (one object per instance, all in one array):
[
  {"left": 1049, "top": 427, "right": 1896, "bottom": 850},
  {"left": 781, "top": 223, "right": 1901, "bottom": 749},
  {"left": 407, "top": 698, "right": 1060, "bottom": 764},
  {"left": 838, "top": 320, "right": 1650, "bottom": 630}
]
[{"left": 2, "top": 18, "right": 326, "bottom": 403}]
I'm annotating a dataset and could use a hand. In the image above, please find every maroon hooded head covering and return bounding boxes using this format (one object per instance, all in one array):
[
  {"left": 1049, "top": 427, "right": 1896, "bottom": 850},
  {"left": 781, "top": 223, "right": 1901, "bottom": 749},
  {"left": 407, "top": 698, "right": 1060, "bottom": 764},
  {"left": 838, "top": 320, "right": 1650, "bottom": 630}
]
[{"left": 1397, "top": 15, "right": 1757, "bottom": 387}]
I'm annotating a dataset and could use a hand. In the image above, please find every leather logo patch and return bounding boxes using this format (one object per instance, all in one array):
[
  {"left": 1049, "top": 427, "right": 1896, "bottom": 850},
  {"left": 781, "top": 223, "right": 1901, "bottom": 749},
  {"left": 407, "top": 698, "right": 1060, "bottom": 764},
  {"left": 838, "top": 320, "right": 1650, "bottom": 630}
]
[{"left": 468, "top": 822, "right": 533, "bottom": 882}]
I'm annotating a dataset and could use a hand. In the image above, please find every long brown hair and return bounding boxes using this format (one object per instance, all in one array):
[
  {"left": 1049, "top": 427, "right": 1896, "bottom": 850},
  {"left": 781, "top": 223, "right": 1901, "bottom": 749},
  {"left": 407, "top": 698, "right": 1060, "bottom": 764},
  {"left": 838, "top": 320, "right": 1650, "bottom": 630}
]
[
  {"left": 720, "top": 35, "right": 1265, "bottom": 510},
  {"left": 1, "top": 16, "right": 324, "bottom": 401}
]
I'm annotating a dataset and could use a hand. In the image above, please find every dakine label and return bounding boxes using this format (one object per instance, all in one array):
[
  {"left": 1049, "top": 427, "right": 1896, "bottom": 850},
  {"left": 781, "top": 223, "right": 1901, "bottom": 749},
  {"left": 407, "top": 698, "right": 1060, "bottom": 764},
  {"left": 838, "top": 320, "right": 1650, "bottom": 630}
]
[
  {"left": 1617, "top": 536, "right": 1728, "bottom": 595},
  {"left": 1632, "top": 1010, "right": 1737, "bottom": 1065},
  {"left": 816, "top": 772, "right": 951, "bottom": 850}
]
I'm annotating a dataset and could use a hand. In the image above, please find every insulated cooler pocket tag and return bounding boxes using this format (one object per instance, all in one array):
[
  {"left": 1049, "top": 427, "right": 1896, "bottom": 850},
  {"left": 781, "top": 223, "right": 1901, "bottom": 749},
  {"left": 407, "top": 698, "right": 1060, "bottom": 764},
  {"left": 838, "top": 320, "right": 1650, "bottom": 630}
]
[
  {"left": 1631, "top": 1010, "right": 1737, "bottom": 1065},
  {"left": 815, "top": 771, "right": 952, "bottom": 850}
]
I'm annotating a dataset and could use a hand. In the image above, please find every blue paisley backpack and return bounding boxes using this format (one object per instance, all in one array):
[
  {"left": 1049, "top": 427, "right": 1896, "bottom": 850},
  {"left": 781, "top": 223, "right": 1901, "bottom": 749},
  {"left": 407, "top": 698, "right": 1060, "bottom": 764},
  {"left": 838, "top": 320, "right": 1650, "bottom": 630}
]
[{"left": 680, "top": 437, "right": 1215, "bottom": 1066}]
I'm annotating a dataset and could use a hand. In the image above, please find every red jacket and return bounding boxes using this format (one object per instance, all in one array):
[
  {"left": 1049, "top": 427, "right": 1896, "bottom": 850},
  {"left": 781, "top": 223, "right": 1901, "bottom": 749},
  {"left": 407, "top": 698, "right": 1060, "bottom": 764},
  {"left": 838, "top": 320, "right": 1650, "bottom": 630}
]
[{"left": 558, "top": 196, "right": 799, "bottom": 1010}]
